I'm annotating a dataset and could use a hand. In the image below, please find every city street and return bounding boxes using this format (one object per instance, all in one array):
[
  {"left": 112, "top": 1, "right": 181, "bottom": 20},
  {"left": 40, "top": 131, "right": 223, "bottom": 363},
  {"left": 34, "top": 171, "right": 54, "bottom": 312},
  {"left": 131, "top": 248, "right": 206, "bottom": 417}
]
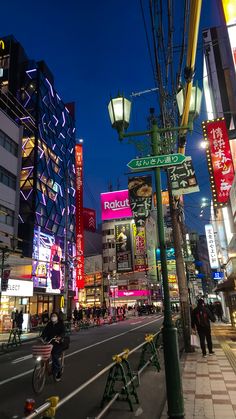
[{"left": 0, "top": 315, "right": 164, "bottom": 419}]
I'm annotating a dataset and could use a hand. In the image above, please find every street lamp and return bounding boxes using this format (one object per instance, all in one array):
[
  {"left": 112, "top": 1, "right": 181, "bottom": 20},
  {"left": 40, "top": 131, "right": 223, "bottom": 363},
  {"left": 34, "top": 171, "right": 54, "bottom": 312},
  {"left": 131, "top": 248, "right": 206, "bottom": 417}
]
[
  {"left": 108, "top": 94, "right": 187, "bottom": 418},
  {"left": 176, "top": 83, "right": 202, "bottom": 124}
]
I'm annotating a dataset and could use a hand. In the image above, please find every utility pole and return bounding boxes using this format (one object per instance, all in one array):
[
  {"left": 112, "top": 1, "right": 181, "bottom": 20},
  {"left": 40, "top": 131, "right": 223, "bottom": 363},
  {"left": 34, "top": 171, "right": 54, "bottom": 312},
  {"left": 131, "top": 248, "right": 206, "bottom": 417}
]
[{"left": 168, "top": 192, "right": 192, "bottom": 352}]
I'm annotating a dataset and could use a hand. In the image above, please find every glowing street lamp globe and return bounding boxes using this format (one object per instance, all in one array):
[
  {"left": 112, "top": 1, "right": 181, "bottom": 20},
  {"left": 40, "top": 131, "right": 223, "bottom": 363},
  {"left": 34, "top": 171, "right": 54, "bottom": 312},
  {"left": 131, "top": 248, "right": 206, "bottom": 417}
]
[{"left": 108, "top": 94, "right": 131, "bottom": 135}]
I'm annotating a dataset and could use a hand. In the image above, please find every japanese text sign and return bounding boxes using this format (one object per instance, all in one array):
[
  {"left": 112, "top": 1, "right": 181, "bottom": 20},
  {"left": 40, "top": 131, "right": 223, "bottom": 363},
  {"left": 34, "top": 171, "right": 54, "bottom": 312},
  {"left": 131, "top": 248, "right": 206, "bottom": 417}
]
[
  {"left": 128, "top": 176, "right": 152, "bottom": 227},
  {"left": 205, "top": 224, "right": 219, "bottom": 269},
  {"left": 75, "top": 144, "right": 84, "bottom": 289},
  {"left": 202, "top": 118, "right": 234, "bottom": 205},
  {"left": 167, "top": 157, "right": 199, "bottom": 195}
]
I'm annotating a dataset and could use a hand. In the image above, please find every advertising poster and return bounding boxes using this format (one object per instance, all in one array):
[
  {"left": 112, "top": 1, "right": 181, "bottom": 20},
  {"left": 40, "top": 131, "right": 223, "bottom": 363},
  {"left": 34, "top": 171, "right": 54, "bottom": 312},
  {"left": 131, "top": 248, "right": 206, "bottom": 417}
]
[
  {"left": 128, "top": 176, "right": 152, "bottom": 227},
  {"left": 32, "top": 228, "right": 64, "bottom": 293},
  {"left": 132, "top": 224, "right": 147, "bottom": 272},
  {"left": 75, "top": 144, "right": 84, "bottom": 289},
  {"left": 115, "top": 223, "right": 132, "bottom": 272},
  {"left": 203, "top": 118, "right": 235, "bottom": 205}
]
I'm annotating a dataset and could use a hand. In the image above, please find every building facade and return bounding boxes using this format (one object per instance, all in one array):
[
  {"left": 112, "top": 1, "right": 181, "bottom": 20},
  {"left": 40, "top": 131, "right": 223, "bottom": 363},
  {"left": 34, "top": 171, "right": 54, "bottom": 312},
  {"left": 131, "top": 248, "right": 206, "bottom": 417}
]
[{"left": 0, "top": 36, "right": 76, "bottom": 320}]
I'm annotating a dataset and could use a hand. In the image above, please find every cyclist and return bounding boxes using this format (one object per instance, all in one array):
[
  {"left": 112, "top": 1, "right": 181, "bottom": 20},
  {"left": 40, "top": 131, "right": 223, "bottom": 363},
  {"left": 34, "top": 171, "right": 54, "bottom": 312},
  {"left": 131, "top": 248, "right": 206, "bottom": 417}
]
[{"left": 41, "top": 312, "right": 65, "bottom": 379}]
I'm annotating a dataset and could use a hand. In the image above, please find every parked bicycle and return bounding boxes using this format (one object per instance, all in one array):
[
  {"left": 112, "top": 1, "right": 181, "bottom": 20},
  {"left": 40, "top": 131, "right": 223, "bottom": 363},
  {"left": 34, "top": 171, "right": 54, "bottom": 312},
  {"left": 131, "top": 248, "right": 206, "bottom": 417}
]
[{"left": 32, "top": 337, "right": 65, "bottom": 394}]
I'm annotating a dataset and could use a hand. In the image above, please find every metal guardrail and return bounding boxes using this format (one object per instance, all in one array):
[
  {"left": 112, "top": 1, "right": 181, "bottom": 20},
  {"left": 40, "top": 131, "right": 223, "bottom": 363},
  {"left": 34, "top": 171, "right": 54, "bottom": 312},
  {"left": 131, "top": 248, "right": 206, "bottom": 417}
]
[
  {"left": 21, "top": 330, "right": 162, "bottom": 419},
  {"left": 19, "top": 318, "right": 183, "bottom": 418}
]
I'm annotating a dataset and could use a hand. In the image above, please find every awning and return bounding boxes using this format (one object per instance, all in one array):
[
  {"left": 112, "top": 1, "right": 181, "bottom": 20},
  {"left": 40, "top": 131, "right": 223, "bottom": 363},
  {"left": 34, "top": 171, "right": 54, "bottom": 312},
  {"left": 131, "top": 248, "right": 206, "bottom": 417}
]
[{"left": 214, "top": 277, "right": 235, "bottom": 292}]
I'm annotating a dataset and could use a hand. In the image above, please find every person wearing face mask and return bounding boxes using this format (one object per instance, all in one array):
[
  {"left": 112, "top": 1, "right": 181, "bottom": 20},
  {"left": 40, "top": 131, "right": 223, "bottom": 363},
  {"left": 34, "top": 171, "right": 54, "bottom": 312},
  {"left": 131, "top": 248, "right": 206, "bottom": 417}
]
[{"left": 41, "top": 312, "right": 65, "bottom": 379}]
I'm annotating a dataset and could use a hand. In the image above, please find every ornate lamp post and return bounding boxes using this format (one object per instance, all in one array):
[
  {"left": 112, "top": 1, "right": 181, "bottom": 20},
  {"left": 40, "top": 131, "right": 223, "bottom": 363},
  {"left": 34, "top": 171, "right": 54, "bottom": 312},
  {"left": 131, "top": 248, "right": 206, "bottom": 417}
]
[{"left": 108, "top": 94, "right": 190, "bottom": 418}]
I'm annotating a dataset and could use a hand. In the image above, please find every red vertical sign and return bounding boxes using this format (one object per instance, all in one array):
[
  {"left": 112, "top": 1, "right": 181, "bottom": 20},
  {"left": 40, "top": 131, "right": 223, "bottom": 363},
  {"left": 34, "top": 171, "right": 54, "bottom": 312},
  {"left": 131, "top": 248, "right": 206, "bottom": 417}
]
[
  {"left": 75, "top": 144, "right": 84, "bottom": 289},
  {"left": 203, "top": 118, "right": 235, "bottom": 205}
]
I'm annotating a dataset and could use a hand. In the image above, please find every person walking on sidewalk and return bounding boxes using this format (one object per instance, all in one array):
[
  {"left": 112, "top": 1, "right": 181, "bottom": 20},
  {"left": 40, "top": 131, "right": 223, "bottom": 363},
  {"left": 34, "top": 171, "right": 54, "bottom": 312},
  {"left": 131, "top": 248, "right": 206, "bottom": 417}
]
[{"left": 191, "top": 298, "right": 216, "bottom": 357}]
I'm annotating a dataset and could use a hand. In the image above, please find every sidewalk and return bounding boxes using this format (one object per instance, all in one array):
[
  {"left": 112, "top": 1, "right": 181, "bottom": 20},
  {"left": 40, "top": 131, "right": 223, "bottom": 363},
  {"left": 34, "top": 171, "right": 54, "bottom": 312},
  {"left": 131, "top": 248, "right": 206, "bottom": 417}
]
[
  {"left": 0, "top": 330, "right": 39, "bottom": 343},
  {"left": 161, "top": 322, "right": 236, "bottom": 418}
]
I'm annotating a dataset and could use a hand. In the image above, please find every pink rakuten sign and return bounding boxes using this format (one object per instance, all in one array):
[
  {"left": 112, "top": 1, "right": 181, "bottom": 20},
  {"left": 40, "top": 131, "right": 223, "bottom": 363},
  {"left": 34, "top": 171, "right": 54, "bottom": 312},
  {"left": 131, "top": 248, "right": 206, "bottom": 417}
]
[
  {"left": 111, "top": 289, "right": 151, "bottom": 298},
  {"left": 101, "top": 190, "right": 132, "bottom": 220}
]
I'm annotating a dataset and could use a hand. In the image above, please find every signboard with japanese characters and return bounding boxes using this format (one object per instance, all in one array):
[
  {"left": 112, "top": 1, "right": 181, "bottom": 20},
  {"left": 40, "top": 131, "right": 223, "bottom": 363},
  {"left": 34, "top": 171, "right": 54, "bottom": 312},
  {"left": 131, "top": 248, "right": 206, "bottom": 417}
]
[
  {"left": 75, "top": 144, "right": 84, "bottom": 289},
  {"left": 202, "top": 118, "right": 235, "bottom": 207},
  {"left": 205, "top": 224, "right": 219, "bottom": 269},
  {"left": 115, "top": 223, "right": 133, "bottom": 273},
  {"left": 167, "top": 156, "right": 199, "bottom": 196},
  {"left": 127, "top": 153, "right": 186, "bottom": 170},
  {"left": 128, "top": 176, "right": 152, "bottom": 227},
  {"left": 132, "top": 224, "right": 147, "bottom": 272}
]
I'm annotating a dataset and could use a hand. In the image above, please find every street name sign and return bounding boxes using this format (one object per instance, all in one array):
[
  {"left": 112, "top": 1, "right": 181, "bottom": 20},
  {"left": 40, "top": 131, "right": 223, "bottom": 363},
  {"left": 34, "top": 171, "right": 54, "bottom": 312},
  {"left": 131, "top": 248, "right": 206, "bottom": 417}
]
[{"left": 127, "top": 153, "right": 186, "bottom": 170}]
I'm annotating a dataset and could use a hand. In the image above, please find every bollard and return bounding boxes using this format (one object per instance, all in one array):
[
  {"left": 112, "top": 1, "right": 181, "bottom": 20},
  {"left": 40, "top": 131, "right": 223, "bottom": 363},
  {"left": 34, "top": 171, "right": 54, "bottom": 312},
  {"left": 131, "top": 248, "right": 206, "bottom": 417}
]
[{"left": 42, "top": 396, "right": 59, "bottom": 418}]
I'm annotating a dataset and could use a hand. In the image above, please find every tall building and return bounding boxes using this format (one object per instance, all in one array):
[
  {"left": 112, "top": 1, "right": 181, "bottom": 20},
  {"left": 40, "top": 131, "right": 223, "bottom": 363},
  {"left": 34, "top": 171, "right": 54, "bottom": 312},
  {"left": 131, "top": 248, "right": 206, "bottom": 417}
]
[
  {"left": 202, "top": 11, "right": 236, "bottom": 324},
  {"left": 0, "top": 36, "right": 76, "bottom": 317}
]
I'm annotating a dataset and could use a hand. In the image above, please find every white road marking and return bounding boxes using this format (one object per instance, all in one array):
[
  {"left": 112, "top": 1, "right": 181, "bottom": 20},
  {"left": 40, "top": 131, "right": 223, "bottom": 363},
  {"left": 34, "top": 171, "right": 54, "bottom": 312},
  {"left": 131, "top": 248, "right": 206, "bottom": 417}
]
[
  {"left": 12, "top": 354, "right": 33, "bottom": 364},
  {"left": 0, "top": 316, "right": 163, "bottom": 387},
  {"left": 130, "top": 321, "right": 142, "bottom": 325}
]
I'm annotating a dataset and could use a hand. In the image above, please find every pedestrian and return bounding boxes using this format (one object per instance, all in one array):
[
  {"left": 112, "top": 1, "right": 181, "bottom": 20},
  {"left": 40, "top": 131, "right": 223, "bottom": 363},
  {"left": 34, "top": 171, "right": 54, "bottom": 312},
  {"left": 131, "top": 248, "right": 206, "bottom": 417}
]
[
  {"left": 191, "top": 298, "right": 215, "bottom": 357},
  {"left": 17, "top": 310, "right": 23, "bottom": 334},
  {"left": 73, "top": 308, "right": 78, "bottom": 325},
  {"left": 42, "top": 310, "right": 49, "bottom": 325},
  {"left": 215, "top": 301, "right": 223, "bottom": 322}
]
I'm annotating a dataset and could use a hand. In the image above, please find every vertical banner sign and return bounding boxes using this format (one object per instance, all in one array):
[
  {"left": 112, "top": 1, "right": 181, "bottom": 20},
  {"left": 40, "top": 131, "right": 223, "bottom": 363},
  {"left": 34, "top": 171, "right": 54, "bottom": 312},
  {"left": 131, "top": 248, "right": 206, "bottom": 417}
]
[
  {"left": 202, "top": 118, "right": 234, "bottom": 206},
  {"left": 205, "top": 224, "right": 219, "bottom": 269},
  {"left": 128, "top": 176, "right": 152, "bottom": 227},
  {"left": 75, "top": 144, "right": 84, "bottom": 289},
  {"left": 132, "top": 224, "right": 147, "bottom": 271},
  {"left": 115, "top": 223, "right": 132, "bottom": 272}
]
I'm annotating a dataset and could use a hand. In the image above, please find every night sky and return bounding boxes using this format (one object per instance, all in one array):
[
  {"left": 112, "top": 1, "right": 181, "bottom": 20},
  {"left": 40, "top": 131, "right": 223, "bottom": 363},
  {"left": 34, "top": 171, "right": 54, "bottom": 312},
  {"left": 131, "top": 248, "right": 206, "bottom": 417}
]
[{"left": 0, "top": 0, "right": 222, "bottom": 233}]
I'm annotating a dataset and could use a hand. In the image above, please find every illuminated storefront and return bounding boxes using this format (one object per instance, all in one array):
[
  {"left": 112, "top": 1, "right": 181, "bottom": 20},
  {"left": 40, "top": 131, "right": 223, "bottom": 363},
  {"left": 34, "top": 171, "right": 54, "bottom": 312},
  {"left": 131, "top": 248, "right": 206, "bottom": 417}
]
[{"left": 0, "top": 279, "right": 33, "bottom": 331}]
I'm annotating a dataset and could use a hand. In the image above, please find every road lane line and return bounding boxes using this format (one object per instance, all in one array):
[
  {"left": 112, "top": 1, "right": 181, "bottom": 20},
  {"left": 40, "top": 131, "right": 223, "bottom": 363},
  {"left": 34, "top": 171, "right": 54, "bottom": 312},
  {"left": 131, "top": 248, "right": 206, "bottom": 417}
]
[
  {"left": 12, "top": 354, "right": 33, "bottom": 364},
  {"left": 0, "top": 316, "right": 162, "bottom": 386},
  {"left": 130, "top": 321, "right": 142, "bottom": 325}
]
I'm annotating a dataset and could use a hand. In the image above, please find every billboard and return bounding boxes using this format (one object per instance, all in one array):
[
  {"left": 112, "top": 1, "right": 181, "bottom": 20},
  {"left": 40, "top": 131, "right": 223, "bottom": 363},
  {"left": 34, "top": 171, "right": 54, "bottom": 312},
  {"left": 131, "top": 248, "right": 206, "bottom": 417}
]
[
  {"left": 83, "top": 207, "right": 96, "bottom": 232},
  {"left": 111, "top": 289, "right": 151, "bottom": 298},
  {"left": 32, "top": 228, "right": 66, "bottom": 293},
  {"left": 202, "top": 118, "right": 234, "bottom": 206},
  {"left": 205, "top": 224, "right": 219, "bottom": 269},
  {"left": 115, "top": 223, "right": 133, "bottom": 272},
  {"left": 132, "top": 224, "right": 147, "bottom": 272},
  {"left": 75, "top": 144, "right": 84, "bottom": 289},
  {"left": 128, "top": 176, "right": 152, "bottom": 227},
  {"left": 101, "top": 190, "right": 132, "bottom": 221}
]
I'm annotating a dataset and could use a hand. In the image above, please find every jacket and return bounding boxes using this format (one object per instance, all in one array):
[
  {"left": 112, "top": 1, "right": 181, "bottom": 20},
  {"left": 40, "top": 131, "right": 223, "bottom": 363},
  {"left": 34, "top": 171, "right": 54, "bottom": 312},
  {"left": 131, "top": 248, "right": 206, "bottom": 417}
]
[
  {"left": 41, "top": 320, "right": 65, "bottom": 342},
  {"left": 191, "top": 305, "right": 215, "bottom": 330}
]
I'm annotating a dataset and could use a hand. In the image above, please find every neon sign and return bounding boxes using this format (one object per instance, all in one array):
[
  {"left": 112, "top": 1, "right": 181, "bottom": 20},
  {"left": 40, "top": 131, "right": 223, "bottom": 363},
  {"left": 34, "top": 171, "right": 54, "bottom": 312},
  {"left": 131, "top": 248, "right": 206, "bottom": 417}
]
[{"left": 0, "top": 40, "right": 5, "bottom": 50}]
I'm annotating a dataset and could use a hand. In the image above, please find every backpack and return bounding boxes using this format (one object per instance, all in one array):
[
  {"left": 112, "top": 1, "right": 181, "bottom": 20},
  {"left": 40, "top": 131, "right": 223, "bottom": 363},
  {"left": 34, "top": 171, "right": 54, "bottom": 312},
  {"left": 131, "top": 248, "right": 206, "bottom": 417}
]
[{"left": 61, "top": 335, "right": 70, "bottom": 350}]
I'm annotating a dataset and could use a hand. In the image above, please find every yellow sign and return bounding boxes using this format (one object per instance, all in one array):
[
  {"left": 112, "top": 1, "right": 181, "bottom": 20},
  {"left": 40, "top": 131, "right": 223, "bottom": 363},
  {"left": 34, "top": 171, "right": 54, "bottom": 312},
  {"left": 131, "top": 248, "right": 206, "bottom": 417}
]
[
  {"left": 0, "top": 40, "right": 5, "bottom": 50},
  {"left": 60, "top": 296, "right": 64, "bottom": 309},
  {"left": 222, "top": 0, "right": 236, "bottom": 25}
]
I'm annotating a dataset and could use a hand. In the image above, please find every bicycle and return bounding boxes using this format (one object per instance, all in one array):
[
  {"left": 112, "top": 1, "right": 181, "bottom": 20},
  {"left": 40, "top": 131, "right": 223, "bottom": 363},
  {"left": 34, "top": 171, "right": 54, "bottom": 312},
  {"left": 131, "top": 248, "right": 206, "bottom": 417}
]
[{"left": 32, "top": 337, "right": 65, "bottom": 394}]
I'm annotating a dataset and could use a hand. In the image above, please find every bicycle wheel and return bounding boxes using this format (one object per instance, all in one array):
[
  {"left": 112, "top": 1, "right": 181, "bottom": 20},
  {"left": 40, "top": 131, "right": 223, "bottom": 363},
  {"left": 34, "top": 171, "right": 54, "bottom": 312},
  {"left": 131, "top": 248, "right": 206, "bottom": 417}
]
[{"left": 32, "top": 361, "right": 46, "bottom": 394}]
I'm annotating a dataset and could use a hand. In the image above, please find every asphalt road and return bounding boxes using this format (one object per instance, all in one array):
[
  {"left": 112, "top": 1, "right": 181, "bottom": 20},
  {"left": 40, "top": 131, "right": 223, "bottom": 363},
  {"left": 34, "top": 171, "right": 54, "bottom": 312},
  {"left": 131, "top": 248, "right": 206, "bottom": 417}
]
[{"left": 0, "top": 314, "right": 164, "bottom": 419}]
